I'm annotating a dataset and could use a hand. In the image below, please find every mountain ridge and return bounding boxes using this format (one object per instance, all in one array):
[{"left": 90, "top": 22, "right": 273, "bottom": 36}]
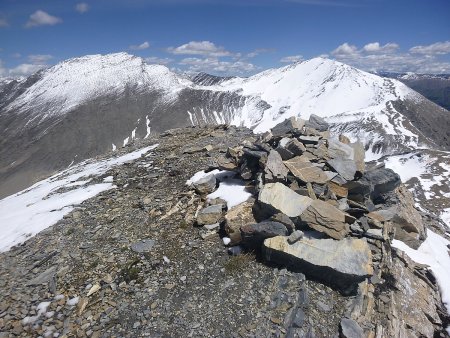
[{"left": 0, "top": 53, "right": 449, "bottom": 199}]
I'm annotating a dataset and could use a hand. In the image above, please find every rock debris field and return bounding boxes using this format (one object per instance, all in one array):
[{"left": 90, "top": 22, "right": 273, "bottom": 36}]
[{"left": 0, "top": 117, "right": 449, "bottom": 337}]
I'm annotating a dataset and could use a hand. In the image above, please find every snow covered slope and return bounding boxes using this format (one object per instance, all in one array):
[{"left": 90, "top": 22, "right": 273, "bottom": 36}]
[
  {"left": 195, "top": 58, "right": 448, "bottom": 159},
  {"left": 202, "top": 58, "right": 412, "bottom": 128},
  {"left": 0, "top": 143, "right": 158, "bottom": 252},
  {"left": 7, "top": 53, "right": 187, "bottom": 126},
  {"left": 1, "top": 53, "right": 449, "bottom": 199}
]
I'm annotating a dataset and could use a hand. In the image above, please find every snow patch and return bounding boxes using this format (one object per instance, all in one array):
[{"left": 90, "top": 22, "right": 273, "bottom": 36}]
[
  {"left": 207, "top": 178, "right": 252, "bottom": 209},
  {"left": 384, "top": 153, "right": 428, "bottom": 183},
  {"left": 0, "top": 145, "right": 158, "bottom": 252},
  {"left": 392, "top": 230, "right": 450, "bottom": 318},
  {"left": 145, "top": 115, "right": 151, "bottom": 138}
]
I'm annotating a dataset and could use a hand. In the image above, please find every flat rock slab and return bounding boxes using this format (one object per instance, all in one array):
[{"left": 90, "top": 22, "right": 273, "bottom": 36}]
[
  {"left": 300, "top": 199, "right": 350, "bottom": 239},
  {"left": 258, "top": 182, "right": 313, "bottom": 218},
  {"left": 130, "top": 239, "right": 155, "bottom": 253},
  {"left": 263, "top": 236, "right": 373, "bottom": 295},
  {"left": 284, "top": 157, "right": 330, "bottom": 184}
]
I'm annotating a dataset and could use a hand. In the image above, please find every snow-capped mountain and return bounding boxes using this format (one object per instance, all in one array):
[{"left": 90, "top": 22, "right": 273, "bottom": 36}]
[{"left": 0, "top": 52, "right": 449, "bottom": 198}]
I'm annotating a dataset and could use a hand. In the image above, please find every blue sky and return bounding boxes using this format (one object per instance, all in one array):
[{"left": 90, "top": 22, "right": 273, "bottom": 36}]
[{"left": 1, "top": 0, "right": 449, "bottom": 77}]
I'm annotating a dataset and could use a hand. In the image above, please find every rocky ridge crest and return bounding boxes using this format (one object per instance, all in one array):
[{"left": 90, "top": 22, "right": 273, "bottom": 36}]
[{"left": 0, "top": 120, "right": 448, "bottom": 337}]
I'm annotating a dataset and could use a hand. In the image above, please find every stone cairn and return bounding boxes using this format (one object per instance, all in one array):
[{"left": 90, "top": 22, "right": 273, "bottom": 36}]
[{"left": 188, "top": 115, "right": 439, "bottom": 335}]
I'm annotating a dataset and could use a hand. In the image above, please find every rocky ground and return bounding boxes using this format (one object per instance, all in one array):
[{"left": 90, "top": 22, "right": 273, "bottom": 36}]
[{"left": 0, "top": 122, "right": 449, "bottom": 337}]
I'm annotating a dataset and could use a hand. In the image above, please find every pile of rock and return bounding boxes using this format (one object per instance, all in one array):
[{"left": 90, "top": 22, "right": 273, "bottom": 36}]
[{"left": 187, "top": 115, "right": 446, "bottom": 336}]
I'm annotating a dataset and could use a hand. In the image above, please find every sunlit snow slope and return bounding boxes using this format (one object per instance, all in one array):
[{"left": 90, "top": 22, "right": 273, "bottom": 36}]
[{"left": 1, "top": 53, "right": 449, "bottom": 200}]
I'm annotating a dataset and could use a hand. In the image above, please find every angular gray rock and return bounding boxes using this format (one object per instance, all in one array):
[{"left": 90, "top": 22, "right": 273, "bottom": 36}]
[
  {"left": 265, "top": 150, "right": 289, "bottom": 182},
  {"left": 196, "top": 204, "right": 223, "bottom": 225},
  {"left": 241, "top": 221, "right": 288, "bottom": 248},
  {"left": 193, "top": 173, "right": 217, "bottom": 194},
  {"left": 327, "top": 158, "right": 357, "bottom": 181},
  {"left": 298, "top": 135, "right": 320, "bottom": 145},
  {"left": 258, "top": 182, "right": 313, "bottom": 218},
  {"left": 361, "top": 168, "right": 401, "bottom": 201},
  {"left": 263, "top": 236, "right": 373, "bottom": 295},
  {"left": 340, "top": 318, "right": 364, "bottom": 338},
  {"left": 300, "top": 199, "right": 350, "bottom": 239},
  {"left": 305, "top": 114, "right": 329, "bottom": 132},
  {"left": 271, "top": 117, "right": 306, "bottom": 137},
  {"left": 270, "top": 212, "right": 295, "bottom": 233},
  {"left": 328, "top": 139, "right": 354, "bottom": 160},
  {"left": 285, "top": 138, "right": 306, "bottom": 156}
]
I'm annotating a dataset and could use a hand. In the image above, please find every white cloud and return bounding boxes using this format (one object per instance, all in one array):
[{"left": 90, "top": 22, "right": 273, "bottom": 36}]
[
  {"left": 129, "top": 41, "right": 150, "bottom": 50},
  {"left": 8, "top": 64, "right": 46, "bottom": 77},
  {"left": 280, "top": 55, "right": 304, "bottom": 63},
  {"left": 409, "top": 41, "right": 450, "bottom": 55},
  {"left": 28, "top": 54, "right": 53, "bottom": 64},
  {"left": 330, "top": 41, "right": 450, "bottom": 74},
  {"left": 0, "top": 18, "right": 8, "bottom": 27},
  {"left": 363, "top": 42, "right": 399, "bottom": 53},
  {"left": 75, "top": 3, "right": 90, "bottom": 14},
  {"left": 25, "top": 10, "right": 62, "bottom": 28},
  {"left": 168, "top": 41, "right": 231, "bottom": 57},
  {"left": 179, "top": 57, "right": 257, "bottom": 74},
  {"left": 145, "top": 56, "right": 173, "bottom": 65},
  {"left": 331, "top": 42, "right": 358, "bottom": 56},
  {"left": 246, "top": 48, "right": 274, "bottom": 58}
]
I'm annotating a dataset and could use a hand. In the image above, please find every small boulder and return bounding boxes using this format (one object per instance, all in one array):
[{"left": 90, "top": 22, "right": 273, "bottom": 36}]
[
  {"left": 305, "top": 114, "right": 329, "bottom": 132},
  {"left": 271, "top": 117, "right": 306, "bottom": 137},
  {"left": 285, "top": 138, "right": 306, "bottom": 156},
  {"left": 193, "top": 173, "right": 217, "bottom": 194},
  {"left": 328, "top": 139, "right": 354, "bottom": 160},
  {"left": 298, "top": 135, "right": 320, "bottom": 145},
  {"left": 196, "top": 205, "right": 223, "bottom": 226},
  {"left": 300, "top": 199, "right": 350, "bottom": 240},
  {"left": 327, "top": 158, "right": 357, "bottom": 181},
  {"left": 362, "top": 168, "right": 401, "bottom": 202},
  {"left": 241, "top": 221, "right": 288, "bottom": 249},
  {"left": 270, "top": 212, "right": 296, "bottom": 233},
  {"left": 265, "top": 150, "right": 289, "bottom": 182},
  {"left": 224, "top": 200, "right": 256, "bottom": 245}
]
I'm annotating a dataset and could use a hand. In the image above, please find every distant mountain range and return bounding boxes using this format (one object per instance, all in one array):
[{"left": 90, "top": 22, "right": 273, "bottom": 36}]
[
  {"left": 378, "top": 71, "right": 450, "bottom": 111},
  {"left": 0, "top": 53, "right": 449, "bottom": 198}
]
